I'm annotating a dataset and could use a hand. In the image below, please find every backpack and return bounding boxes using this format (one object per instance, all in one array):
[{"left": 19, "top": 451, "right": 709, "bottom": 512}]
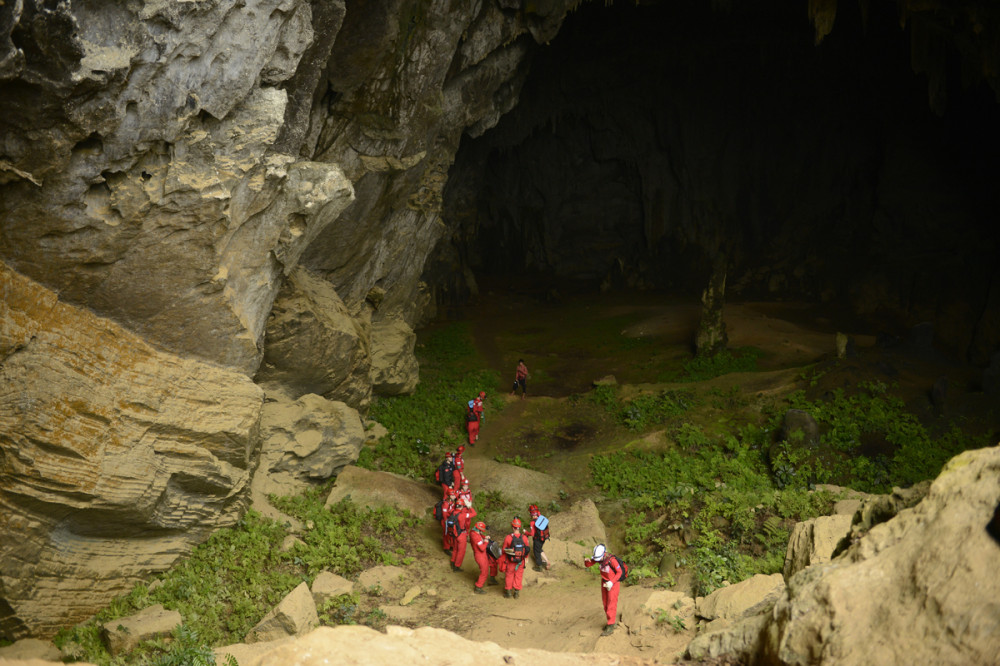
[
  {"left": 436, "top": 461, "right": 454, "bottom": 486},
  {"left": 433, "top": 500, "right": 444, "bottom": 522},
  {"left": 445, "top": 513, "right": 463, "bottom": 537},
  {"left": 466, "top": 406, "right": 478, "bottom": 422},
  {"left": 609, "top": 554, "right": 629, "bottom": 582},
  {"left": 533, "top": 515, "right": 550, "bottom": 541},
  {"left": 487, "top": 540, "right": 502, "bottom": 561},
  {"left": 506, "top": 535, "right": 528, "bottom": 563}
]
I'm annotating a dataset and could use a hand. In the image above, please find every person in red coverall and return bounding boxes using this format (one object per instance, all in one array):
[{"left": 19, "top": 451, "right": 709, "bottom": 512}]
[
  {"left": 584, "top": 544, "right": 623, "bottom": 635},
  {"left": 453, "top": 445, "right": 466, "bottom": 489},
  {"left": 440, "top": 491, "right": 457, "bottom": 552},
  {"left": 525, "top": 504, "right": 550, "bottom": 571},
  {"left": 502, "top": 518, "right": 530, "bottom": 599},
  {"left": 465, "top": 400, "right": 479, "bottom": 445},
  {"left": 473, "top": 391, "right": 485, "bottom": 430},
  {"left": 457, "top": 479, "right": 473, "bottom": 506},
  {"left": 450, "top": 498, "right": 477, "bottom": 571},
  {"left": 470, "top": 521, "right": 491, "bottom": 593}
]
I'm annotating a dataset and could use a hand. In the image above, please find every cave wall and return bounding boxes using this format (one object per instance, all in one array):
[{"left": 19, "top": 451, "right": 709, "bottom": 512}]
[
  {"left": 0, "top": 0, "right": 577, "bottom": 638},
  {"left": 437, "top": 0, "right": 1000, "bottom": 365}
]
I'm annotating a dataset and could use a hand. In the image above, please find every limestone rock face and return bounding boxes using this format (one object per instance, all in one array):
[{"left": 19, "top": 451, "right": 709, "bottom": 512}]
[
  {"left": 0, "top": 0, "right": 355, "bottom": 373},
  {"left": 257, "top": 267, "right": 372, "bottom": 411},
  {"left": 696, "top": 574, "right": 785, "bottom": 623},
  {"left": 369, "top": 317, "right": 420, "bottom": 396},
  {"left": 689, "top": 445, "right": 1000, "bottom": 666},
  {"left": 782, "top": 513, "right": 853, "bottom": 579},
  {"left": 0, "top": 264, "right": 264, "bottom": 638}
]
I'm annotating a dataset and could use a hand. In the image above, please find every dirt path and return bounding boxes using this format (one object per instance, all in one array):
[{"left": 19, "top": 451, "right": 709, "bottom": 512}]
[{"left": 393, "top": 289, "right": 992, "bottom": 661}]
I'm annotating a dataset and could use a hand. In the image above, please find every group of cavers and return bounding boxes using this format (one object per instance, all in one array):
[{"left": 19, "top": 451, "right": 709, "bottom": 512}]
[{"left": 432, "top": 382, "right": 629, "bottom": 636}]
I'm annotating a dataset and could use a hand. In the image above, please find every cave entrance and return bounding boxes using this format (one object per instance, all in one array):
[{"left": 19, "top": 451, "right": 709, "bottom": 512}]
[{"left": 433, "top": 0, "right": 1000, "bottom": 368}]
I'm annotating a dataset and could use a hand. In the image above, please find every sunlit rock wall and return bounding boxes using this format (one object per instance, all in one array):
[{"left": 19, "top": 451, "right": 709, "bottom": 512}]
[
  {"left": 0, "top": 264, "right": 264, "bottom": 638},
  {"left": 0, "top": 0, "right": 580, "bottom": 638}
]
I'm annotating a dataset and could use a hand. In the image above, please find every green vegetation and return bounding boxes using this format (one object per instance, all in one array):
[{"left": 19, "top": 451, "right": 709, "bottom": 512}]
[
  {"left": 589, "top": 377, "right": 991, "bottom": 596},
  {"left": 676, "top": 347, "right": 764, "bottom": 382},
  {"left": 586, "top": 385, "right": 697, "bottom": 431},
  {"left": 781, "top": 380, "right": 989, "bottom": 493},
  {"left": 55, "top": 492, "right": 418, "bottom": 665},
  {"left": 359, "top": 322, "right": 500, "bottom": 480},
  {"left": 591, "top": 423, "right": 834, "bottom": 596}
]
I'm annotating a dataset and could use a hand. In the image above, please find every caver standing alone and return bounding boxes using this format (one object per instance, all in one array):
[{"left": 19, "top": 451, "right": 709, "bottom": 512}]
[{"left": 584, "top": 544, "right": 623, "bottom": 635}]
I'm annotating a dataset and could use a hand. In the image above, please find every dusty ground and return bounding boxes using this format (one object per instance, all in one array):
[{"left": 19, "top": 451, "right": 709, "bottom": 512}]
[{"left": 386, "top": 285, "right": 995, "bottom": 662}]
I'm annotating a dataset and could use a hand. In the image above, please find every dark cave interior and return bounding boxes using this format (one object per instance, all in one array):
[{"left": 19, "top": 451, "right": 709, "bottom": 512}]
[{"left": 434, "top": 0, "right": 1000, "bottom": 367}]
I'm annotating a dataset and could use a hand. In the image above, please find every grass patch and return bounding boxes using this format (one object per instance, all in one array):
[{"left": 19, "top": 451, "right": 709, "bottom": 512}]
[
  {"left": 54, "top": 491, "right": 418, "bottom": 665},
  {"left": 360, "top": 322, "right": 501, "bottom": 480},
  {"left": 591, "top": 423, "right": 833, "bottom": 596},
  {"left": 585, "top": 384, "right": 697, "bottom": 431}
]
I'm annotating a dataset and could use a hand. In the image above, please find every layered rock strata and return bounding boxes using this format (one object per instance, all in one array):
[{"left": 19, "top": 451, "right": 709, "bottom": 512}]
[{"left": 0, "top": 264, "right": 264, "bottom": 638}]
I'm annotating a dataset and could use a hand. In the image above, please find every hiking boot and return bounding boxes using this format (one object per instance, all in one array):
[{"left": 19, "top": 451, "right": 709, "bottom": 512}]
[
  {"left": 532, "top": 565, "right": 543, "bottom": 572},
  {"left": 488, "top": 576, "right": 498, "bottom": 586},
  {"left": 473, "top": 586, "right": 486, "bottom": 595},
  {"left": 504, "top": 589, "right": 512, "bottom": 598},
  {"left": 451, "top": 563, "right": 461, "bottom": 572},
  {"left": 512, "top": 589, "right": 520, "bottom": 599},
  {"left": 601, "top": 624, "right": 616, "bottom": 636}
]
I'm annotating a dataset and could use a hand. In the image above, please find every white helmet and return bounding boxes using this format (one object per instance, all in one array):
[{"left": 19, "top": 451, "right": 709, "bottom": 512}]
[{"left": 593, "top": 544, "right": 606, "bottom": 561}]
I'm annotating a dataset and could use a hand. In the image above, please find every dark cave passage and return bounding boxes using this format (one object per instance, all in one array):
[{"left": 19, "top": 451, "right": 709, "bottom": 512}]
[{"left": 432, "top": 0, "right": 1000, "bottom": 368}]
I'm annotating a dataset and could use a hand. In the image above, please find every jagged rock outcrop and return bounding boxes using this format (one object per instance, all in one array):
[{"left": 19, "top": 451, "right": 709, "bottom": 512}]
[
  {"left": 0, "top": 264, "right": 263, "bottom": 638},
  {"left": 101, "top": 605, "right": 182, "bottom": 657},
  {"left": 249, "top": 392, "right": 365, "bottom": 513},
  {"left": 686, "top": 445, "right": 1000, "bottom": 665},
  {"left": 256, "top": 267, "right": 373, "bottom": 411}
]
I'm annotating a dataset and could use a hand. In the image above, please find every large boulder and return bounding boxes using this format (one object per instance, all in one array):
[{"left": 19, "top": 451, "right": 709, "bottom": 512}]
[
  {"left": 688, "top": 445, "right": 1000, "bottom": 665},
  {"left": 0, "top": 264, "right": 263, "bottom": 639},
  {"left": 253, "top": 393, "right": 365, "bottom": 493},
  {"left": 696, "top": 574, "right": 785, "bottom": 623},
  {"left": 229, "top": 624, "right": 657, "bottom": 666},
  {"left": 324, "top": 465, "right": 438, "bottom": 516},
  {"left": 101, "top": 605, "right": 182, "bottom": 657},
  {"left": 463, "top": 460, "right": 562, "bottom": 508},
  {"left": 256, "top": 267, "right": 372, "bottom": 411},
  {"left": 245, "top": 582, "right": 318, "bottom": 644}
]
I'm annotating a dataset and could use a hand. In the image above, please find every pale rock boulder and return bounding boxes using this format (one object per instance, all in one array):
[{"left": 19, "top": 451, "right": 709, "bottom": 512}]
[
  {"left": 101, "top": 605, "right": 182, "bottom": 657},
  {"left": 0, "top": 264, "right": 263, "bottom": 639},
  {"left": 541, "top": 537, "right": 593, "bottom": 566},
  {"left": 689, "top": 446, "right": 1000, "bottom": 665},
  {"left": 369, "top": 317, "right": 419, "bottom": 396},
  {"left": 549, "top": 499, "right": 608, "bottom": 545},
  {"left": 463, "top": 460, "right": 561, "bottom": 508},
  {"left": 259, "top": 393, "right": 365, "bottom": 482},
  {"left": 356, "top": 566, "right": 409, "bottom": 598},
  {"left": 782, "top": 514, "right": 853, "bottom": 579},
  {"left": 236, "top": 624, "right": 658, "bottom": 666},
  {"left": 0, "top": 638, "right": 63, "bottom": 662},
  {"left": 257, "top": 267, "right": 372, "bottom": 411},
  {"left": 249, "top": 392, "right": 364, "bottom": 521},
  {"left": 618, "top": 589, "right": 697, "bottom": 662},
  {"left": 696, "top": 574, "right": 785, "bottom": 623},
  {"left": 311, "top": 571, "right": 354, "bottom": 608},
  {"left": 246, "top": 582, "right": 318, "bottom": 644},
  {"left": 324, "top": 465, "right": 439, "bottom": 515}
]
